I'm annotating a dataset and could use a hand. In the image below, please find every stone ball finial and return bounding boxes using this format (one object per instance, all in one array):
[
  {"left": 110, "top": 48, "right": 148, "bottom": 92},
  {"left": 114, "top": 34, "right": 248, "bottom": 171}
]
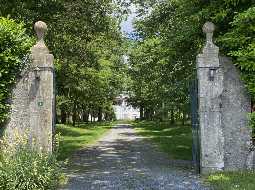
[
  {"left": 203, "top": 22, "right": 215, "bottom": 34},
  {"left": 34, "top": 21, "right": 47, "bottom": 41},
  {"left": 202, "top": 22, "right": 218, "bottom": 54},
  {"left": 32, "top": 21, "right": 49, "bottom": 54}
]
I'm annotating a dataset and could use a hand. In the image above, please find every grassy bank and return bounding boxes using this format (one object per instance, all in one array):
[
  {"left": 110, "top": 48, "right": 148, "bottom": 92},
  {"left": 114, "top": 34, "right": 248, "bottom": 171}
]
[
  {"left": 133, "top": 121, "right": 192, "bottom": 160},
  {"left": 206, "top": 171, "right": 255, "bottom": 190},
  {"left": 56, "top": 122, "right": 113, "bottom": 160},
  {"left": 132, "top": 121, "right": 255, "bottom": 190}
]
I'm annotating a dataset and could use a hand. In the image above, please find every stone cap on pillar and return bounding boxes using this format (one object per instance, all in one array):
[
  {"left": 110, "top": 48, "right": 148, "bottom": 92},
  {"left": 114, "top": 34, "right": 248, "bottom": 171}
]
[
  {"left": 30, "top": 21, "right": 54, "bottom": 68},
  {"left": 197, "top": 22, "right": 220, "bottom": 68},
  {"left": 202, "top": 22, "right": 219, "bottom": 55},
  {"left": 31, "top": 21, "right": 49, "bottom": 55}
]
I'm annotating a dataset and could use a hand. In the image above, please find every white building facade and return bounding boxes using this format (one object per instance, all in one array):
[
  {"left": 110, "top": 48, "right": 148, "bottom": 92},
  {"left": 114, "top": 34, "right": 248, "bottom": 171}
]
[{"left": 113, "top": 94, "right": 140, "bottom": 120}]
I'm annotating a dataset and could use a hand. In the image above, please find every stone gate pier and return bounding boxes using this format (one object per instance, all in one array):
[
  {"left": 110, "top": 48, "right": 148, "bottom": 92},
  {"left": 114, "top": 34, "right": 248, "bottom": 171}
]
[
  {"left": 196, "top": 22, "right": 253, "bottom": 174},
  {"left": 5, "top": 21, "right": 55, "bottom": 152}
]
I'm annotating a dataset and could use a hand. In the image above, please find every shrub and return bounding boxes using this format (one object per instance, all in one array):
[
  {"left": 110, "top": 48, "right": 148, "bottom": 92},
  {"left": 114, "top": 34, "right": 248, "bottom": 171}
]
[
  {"left": 0, "top": 132, "right": 65, "bottom": 190},
  {"left": 250, "top": 112, "right": 255, "bottom": 127},
  {"left": 250, "top": 112, "right": 255, "bottom": 141},
  {"left": 207, "top": 171, "right": 255, "bottom": 190},
  {"left": 219, "top": 7, "right": 255, "bottom": 100},
  {"left": 0, "top": 17, "right": 33, "bottom": 126}
]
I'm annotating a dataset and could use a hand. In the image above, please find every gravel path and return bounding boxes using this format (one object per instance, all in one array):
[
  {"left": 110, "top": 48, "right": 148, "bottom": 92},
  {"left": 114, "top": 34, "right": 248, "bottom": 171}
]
[{"left": 60, "top": 125, "right": 210, "bottom": 190}]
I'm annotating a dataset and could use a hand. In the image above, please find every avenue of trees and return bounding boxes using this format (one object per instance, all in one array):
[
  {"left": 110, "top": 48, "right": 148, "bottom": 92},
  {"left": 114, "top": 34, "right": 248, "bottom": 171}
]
[
  {"left": 0, "top": 0, "right": 254, "bottom": 126},
  {"left": 127, "top": 0, "right": 255, "bottom": 122},
  {"left": 0, "top": 0, "right": 130, "bottom": 126}
]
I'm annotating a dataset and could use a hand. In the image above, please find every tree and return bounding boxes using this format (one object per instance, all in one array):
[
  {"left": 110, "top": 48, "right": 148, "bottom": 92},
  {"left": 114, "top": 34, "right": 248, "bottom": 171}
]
[
  {"left": 0, "top": 1, "right": 127, "bottom": 125},
  {"left": 0, "top": 17, "right": 32, "bottom": 126},
  {"left": 127, "top": 0, "right": 255, "bottom": 122}
]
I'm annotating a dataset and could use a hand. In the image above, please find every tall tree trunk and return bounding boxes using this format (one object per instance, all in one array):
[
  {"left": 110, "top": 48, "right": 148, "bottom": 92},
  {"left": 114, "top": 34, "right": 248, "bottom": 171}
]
[
  {"left": 72, "top": 101, "right": 77, "bottom": 126},
  {"left": 105, "top": 113, "right": 109, "bottom": 121},
  {"left": 140, "top": 105, "right": 144, "bottom": 120},
  {"left": 61, "top": 108, "right": 67, "bottom": 124},
  {"left": 67, "top": 111, "right": 71, "bottom": 124},
  {"left": 98, "top": 107, "right": 103, "bottom": 122},
  {"left": 82, "top": 105, "right": 89, "bottom": 122},
  {"left": 182, "top": 110, "right": 185, "bottom": 125},
  {"left": 149, "top": 109, "right": 154, "bottom": 121},
  {"left": 162, "top": 102, "right": 167, "bottom": 121},
  {"left": 170, "top": 110, "right": 175, "bottom": 124},
  {"left": 90, "top": 112, "right": 93, "bottom": 122},
  {"left": 82, "top": 111, "right": 89, "bottom": 122},
  {"left": 145, "top": 108, "right": 150, "bottom": 120}
]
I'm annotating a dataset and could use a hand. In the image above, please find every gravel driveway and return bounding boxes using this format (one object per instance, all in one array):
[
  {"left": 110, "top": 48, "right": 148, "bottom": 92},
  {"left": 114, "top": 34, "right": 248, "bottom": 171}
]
[{"left": 60, "top": 124, "right": 210, "bottom": 190}]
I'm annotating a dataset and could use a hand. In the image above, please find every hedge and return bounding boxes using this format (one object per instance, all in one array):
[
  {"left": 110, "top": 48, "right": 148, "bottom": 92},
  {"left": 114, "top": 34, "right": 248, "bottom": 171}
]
[{"left": 0, "top": 17, "right": 32, "bottom": 126}]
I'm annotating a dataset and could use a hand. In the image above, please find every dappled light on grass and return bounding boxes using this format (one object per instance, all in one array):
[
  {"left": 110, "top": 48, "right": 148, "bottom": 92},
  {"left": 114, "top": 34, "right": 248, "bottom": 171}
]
[
  {"left": 176, "top": 145, "right": 190, "bottom": 150},
  {"left": 207, "top": 171, "right": 255, "bottom": 190},
  {"left": 56, "top": 123, "right": 113, "bottom": 160},
  {"left": 133, "top": 121, "right": 193, "bottom": 160},
  {"left": 208, "top": 173, "right": 230, "bottom": 182}
]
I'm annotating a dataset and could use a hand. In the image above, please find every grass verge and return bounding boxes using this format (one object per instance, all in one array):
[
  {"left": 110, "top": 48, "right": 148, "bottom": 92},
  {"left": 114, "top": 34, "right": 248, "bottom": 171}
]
[
  {"left": 132, "top": 121, "right": 192, "bottom": 160},
  {"left": 206, "top": 171, "right": 255, "bottom": 190},
  {"left": 132, "top": 121, "right": 255, "bottom": 189},
  {"left": 56, "top": 122, "right": 113, "bottom": 160}
]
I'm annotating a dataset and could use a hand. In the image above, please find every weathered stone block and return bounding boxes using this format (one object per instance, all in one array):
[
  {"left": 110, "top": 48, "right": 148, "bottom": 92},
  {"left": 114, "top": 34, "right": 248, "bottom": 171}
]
[
  {"left": 4, "top": 21, "right": 55, "bottom": 152},
  {"left": 196, "top": 22, "right": 252, "bottom": 174},
  {"left": 220, "top": 56, "right": 251, "bottom": 171}
]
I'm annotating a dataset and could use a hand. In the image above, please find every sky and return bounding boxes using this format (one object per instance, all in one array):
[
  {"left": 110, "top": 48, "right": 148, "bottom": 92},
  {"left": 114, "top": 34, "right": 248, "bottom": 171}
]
[{"left": 120, "top": 4, "right": 137, "bottom": 34}]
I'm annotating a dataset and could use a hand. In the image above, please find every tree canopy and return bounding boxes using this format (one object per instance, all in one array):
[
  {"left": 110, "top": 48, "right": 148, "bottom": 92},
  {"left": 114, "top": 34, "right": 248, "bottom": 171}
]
[
  {"left": 127, "top": 0, "right": 255, "bottom": 121},
  {"left": 0, "top": 0, "right": 254, "bottom": 124},
  {"left": 0, "top": 0, "right": 128, "bottom": 125}
]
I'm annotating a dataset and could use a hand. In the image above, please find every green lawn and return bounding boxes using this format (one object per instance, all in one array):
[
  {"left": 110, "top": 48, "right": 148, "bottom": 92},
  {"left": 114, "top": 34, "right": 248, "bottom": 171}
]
[
  {"left": 133, "top": 121, "right": 193, "bottom": 160},
  {"left": 206, "top": 171, "right": 255, "bottom": 190},
  {"left": 132, "top": 121, "right": 255, "bottom": 190},
  {"left": 56, "top": 122, "right": 113, "bottom": 160}
]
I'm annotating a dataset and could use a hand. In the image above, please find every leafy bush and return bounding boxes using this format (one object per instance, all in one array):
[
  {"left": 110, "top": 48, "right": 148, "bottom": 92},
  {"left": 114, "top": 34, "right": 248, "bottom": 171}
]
[
  {"left": 0, "top": 132, "right": 65, "bottom": 190},
  {"left": 0, "top": 17, "right": 33, "bottom": 126},
  {"left": 219, "top": 7, "right": 255, "bottom": 100},
  {"left": 249, "top": 112, "right": 255, "bottom": 141},
  {"left": 250, "top": 112, "right": 255, "bottom": 126},
  {"left": 207, "top": 171, "right": 255, "bottom": 190}
]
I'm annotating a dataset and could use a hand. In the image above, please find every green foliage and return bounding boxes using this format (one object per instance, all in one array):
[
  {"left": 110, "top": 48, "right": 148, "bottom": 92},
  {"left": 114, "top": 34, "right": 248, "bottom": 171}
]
[
  {"left": 56, "top": 122, "right": 113, "bottom": 160},
  {"left": 0, "top": 17, "right": 32, "bottom": 126},
  {"left": 129, "top": 0, "right": 255, "bottom": 121},
  {"left": 0, "top": 135, "right": 64, "bottom": 190},
  {"left": 133, "top": 121, "right": 192, "bottom": 160},
  {"left": 207, "top": 171, "right": 255, "bottom": 190},
  {"left": 0, "top": 148, "right": 62, "bottom": 190},
  {"left": 219, "top": 6, "right": 255, "bottom": 99},
  {"left": 0, "top": 1, "right": 128, "bottom": 124},
  {"left": 128, "top": 35, "right": 191, "bottom": 121},
  {"left": 249, "top": 112, "right": 255, "bottom": 136}
]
